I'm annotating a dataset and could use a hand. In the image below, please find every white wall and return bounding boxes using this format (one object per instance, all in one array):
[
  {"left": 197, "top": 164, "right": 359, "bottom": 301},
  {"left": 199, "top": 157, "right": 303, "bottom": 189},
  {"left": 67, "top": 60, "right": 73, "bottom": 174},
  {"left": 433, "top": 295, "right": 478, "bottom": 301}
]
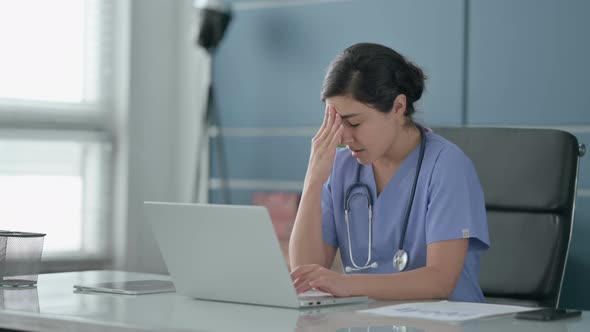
[{"left": 119, "top": 0, "right": 209, "bottom": 273}]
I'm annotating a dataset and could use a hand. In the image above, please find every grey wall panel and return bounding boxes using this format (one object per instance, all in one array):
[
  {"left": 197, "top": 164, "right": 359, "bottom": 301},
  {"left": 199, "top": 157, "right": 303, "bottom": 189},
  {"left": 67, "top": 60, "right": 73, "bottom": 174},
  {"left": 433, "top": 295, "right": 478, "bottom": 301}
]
[
  {"left": 209, "top": 136, "right": 310, "bottom": 180},
  {"left": 468, "top": 0, "right": 590, "bottom": 125},
  {"left": 560, "top": 196, "right": 590, "bottom": 310},
  {"left": 213, "top": 0, "right": 465, "bottom": 128}
]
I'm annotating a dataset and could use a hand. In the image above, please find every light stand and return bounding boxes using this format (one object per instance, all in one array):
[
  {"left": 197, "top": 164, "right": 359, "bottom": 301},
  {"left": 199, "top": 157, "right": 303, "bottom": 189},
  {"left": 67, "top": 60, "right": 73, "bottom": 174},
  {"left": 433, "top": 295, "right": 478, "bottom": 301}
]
[{"left": 193, "top": 0, "right": 232, "bottom": 204}]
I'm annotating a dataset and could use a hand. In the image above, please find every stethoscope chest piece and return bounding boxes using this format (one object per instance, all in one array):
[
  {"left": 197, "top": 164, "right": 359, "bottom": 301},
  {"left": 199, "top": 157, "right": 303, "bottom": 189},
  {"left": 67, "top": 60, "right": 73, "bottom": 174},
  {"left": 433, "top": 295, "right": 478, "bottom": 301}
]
[{"left": 393, "top": 249, "right": 408, "bottom": 272}]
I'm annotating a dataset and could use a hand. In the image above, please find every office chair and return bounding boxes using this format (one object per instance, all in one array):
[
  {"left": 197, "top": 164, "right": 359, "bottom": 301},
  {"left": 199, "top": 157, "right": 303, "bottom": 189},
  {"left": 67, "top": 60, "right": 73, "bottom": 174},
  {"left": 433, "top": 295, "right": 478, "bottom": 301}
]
[{"left": 435, "top": 127, "right": 585, "bottom": 308}]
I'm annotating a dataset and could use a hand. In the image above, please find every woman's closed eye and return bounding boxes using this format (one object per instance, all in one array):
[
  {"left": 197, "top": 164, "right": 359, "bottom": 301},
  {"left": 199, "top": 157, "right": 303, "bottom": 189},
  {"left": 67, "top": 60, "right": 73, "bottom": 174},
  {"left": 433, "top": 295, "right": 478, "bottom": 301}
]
[{"left": 347, "top": 122, "right": 360, "bottom": 128}]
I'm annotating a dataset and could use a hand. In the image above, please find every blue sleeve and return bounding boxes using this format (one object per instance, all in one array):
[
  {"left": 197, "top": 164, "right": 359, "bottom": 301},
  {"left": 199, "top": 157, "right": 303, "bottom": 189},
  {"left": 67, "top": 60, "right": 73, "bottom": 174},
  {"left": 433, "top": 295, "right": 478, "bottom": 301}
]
[
  {"left": 321, "top": 179, "right": 339, "bottom": 247},
  {"left": 425, "top": 147, "right": 490, "bottom": 250}
]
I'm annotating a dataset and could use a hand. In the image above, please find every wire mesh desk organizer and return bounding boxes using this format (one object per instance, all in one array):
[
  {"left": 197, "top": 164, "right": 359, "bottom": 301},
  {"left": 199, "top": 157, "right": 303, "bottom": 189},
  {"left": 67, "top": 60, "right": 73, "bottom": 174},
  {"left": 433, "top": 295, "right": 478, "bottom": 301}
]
[{"left": 0, "top": 231, "right": 45, "bottom": 288}]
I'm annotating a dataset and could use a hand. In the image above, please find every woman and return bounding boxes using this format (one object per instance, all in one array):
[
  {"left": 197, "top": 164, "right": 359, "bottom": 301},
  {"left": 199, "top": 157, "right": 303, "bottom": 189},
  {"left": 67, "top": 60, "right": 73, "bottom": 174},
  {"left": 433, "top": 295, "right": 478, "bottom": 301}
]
[{"left": 289, "top": 43, "right": 489, "bottom": 302}]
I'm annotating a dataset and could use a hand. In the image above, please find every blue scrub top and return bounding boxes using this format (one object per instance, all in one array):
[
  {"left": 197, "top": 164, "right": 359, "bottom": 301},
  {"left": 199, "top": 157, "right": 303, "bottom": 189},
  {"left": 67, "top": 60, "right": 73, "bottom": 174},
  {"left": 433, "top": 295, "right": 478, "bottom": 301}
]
[{"left": 321, "top": 129, "right": 490, "bottom": 303}]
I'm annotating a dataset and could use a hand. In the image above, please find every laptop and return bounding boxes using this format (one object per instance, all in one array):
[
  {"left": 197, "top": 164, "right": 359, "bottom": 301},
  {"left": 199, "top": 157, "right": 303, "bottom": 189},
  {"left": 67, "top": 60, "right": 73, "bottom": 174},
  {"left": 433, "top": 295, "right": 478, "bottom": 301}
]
[{"left": 144, "top": 202, "right": 368, "bottom": 308}]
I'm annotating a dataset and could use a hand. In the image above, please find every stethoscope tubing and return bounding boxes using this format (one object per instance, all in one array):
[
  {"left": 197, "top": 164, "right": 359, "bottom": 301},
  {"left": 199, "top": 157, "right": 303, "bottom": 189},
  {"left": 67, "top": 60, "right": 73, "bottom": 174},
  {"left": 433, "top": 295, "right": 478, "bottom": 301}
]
[
  {"left": 343, "top": 125, "right": 426, "bottom": 272},
  {"left": 398, "top": 127, "right": 426, "bottom": 251}
]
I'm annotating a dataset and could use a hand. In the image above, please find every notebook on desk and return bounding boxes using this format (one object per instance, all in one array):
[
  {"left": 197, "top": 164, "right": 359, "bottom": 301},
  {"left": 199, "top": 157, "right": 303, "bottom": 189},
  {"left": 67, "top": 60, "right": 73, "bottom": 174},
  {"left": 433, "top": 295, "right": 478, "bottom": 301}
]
[{"left": 144, "top": 202, "right": 368, "bottom": 309}]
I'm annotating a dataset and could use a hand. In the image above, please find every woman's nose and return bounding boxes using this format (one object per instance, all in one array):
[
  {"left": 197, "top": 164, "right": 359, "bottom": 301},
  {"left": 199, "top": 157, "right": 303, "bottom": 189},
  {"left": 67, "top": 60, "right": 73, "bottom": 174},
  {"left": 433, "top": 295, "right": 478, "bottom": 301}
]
[{"left": 340, "top": 127, "right": 354, "bottom": 145}]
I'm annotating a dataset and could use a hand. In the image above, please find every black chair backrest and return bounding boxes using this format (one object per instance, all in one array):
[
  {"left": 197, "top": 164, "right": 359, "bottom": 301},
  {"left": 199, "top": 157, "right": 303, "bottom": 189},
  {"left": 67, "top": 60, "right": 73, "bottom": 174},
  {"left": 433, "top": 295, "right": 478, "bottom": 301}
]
[{"left": 434, "top": 127, "right": 580, "bottom": 307}]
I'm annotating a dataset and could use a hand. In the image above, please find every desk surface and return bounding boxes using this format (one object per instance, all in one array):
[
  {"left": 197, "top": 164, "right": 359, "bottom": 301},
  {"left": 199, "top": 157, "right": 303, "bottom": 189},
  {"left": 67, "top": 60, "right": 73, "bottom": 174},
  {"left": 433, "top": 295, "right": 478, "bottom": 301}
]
[{"left": 0, "top": 270, "right": 587, "bottom": 332}]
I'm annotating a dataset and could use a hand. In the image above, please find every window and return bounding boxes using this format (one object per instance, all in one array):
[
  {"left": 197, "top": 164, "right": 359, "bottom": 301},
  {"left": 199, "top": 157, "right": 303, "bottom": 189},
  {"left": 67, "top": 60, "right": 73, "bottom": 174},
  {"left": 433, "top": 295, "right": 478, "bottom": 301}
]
[
  {"left": 0, "top": 131, "right": 111, "bottom": 258},
  {"left": 0, "top": 0, "right": 111, "bottom": 106},
  {"left": 0, "top": 0, "right": 120, "bottom": 265}
]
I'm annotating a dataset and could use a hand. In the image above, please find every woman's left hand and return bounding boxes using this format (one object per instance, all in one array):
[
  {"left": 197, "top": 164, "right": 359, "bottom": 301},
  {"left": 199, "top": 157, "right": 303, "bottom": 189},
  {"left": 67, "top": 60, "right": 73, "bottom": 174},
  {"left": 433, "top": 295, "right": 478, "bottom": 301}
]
[{"left": 290, "top": 264, "right": 354, "bottom": 297}]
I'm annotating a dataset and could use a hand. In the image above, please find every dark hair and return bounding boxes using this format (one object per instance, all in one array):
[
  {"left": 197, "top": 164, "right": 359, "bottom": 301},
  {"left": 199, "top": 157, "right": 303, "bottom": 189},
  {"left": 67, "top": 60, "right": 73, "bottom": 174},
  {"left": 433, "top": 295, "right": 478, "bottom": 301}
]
[{"left": 321, "top": 43, "right": 426, "bottom": 118}]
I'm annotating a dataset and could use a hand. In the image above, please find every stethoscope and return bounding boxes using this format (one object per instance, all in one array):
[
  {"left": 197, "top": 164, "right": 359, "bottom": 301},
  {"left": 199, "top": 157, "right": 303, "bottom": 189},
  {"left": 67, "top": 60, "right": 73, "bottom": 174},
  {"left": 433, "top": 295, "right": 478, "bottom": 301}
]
[{"left": 344, "top": 126, "right": 426, "bottom": 273}]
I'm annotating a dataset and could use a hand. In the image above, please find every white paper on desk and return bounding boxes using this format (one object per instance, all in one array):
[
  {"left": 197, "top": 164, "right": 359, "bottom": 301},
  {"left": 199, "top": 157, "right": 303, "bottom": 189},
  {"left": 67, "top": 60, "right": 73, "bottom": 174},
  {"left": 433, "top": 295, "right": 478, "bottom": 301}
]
[{"left": 358, "top": 301, "right": 535, "bottom": 322}]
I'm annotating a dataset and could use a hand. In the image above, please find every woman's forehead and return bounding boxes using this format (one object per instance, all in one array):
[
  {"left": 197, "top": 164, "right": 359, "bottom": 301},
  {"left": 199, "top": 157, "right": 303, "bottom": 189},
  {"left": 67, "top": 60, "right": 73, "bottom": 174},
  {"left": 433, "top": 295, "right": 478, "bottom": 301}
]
[{"left": 326, "top": 96, "right": 374, "bottom": 116}]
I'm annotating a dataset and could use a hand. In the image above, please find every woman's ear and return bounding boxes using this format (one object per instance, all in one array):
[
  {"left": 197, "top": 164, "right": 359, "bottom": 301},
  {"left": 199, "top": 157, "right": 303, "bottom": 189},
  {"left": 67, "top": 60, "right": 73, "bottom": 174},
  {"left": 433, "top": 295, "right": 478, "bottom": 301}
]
[{"left": 392, "top": 94, "right": 407, "bottom": 115}]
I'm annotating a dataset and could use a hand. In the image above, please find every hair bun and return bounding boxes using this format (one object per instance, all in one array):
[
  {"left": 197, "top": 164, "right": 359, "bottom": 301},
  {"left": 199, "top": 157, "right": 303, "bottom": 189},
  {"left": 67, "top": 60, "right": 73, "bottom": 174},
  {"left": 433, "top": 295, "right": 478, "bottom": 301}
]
[{"left": 404, "top": 61, "right": 426, "bottom": 103}]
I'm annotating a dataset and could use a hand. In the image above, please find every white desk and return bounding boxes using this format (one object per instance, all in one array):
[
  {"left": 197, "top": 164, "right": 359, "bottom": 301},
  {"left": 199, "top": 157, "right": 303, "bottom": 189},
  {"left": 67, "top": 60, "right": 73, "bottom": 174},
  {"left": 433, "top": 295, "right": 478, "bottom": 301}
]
[{"left": 0, "top": 270, "right": 587, "bottom": 332}]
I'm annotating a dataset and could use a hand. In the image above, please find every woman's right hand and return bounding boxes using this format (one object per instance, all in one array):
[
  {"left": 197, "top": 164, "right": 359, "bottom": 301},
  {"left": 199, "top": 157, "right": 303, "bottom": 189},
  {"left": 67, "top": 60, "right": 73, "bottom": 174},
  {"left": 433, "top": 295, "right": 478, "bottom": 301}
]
[{"left": 304, "top": 105, "right": 343, "bottom": 188}]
